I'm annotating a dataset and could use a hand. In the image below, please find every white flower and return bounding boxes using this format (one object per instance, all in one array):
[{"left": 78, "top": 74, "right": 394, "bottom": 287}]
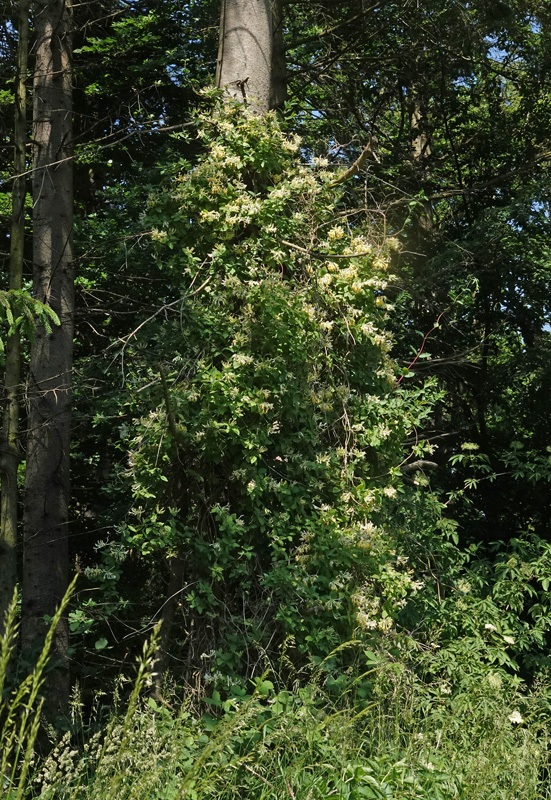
[
  {"left": 150, "top": 228, "right": 168, "bottom": 242},
  {"left": 283, "top": 134, "right": 301, "bottom": 153},
  {"left": 376, "top": 424, "right": 392, "bottom": 439},
  {"left": 387, "top": 237, "right": 402, "bottom": 252},
  {"left": 357, "top": 612, "right": 377, "bottom": 629},
  {"left": 210, "top": 144, "right": 226, "bottom": 160},
  {"left": 360, "top": 321, "right": 376, "bottom": 337},
  {"left": 327, "top": 226, "right": 345, "bottom": 241},
  {"left": 503, "top": 635, "right": 515, "bottom": 645},
  {"left": 200, "top": 209, "right": 221, "bottom": 223},
  {"left": 508, "top": 710, "right": 524, "bottom": 724},
  {"left": 350, "top": 237, "right": 372, "bottom": 254},
  {"left": 232, "top": 353, "right": 254, "bottom": 367},
  {"left": 486, "top": 672, "right": 502, "bottom": 690},
  {"left": 484, "top": 623, "right": 497, "bottom": 632}
]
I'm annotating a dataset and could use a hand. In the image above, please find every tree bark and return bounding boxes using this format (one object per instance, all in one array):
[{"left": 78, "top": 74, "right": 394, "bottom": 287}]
[
  {"left": 152, "top": 366, "right": 187, "bottom": 700},
  {"left": 21, "top": 0, "right": 74, "bottom": 721},
  {"left": 409, "top": 96, "right": 433, "bottom": 231},
  {"left": 152, "top": 551, "right": 186, "bottom": 703},
  {"left": 270, "top": 0, "right": 287, "bottom": 110},
  {"left": 0, "top": 0, "right": 29, "bottom": 635},
  {"left": 216, "top": 0, "right": 274, "bottom": 113}
]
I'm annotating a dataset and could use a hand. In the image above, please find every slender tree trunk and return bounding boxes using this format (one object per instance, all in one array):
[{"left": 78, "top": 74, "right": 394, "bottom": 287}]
[
  {"left": 152, "top": 552, "right": 186, "bottom": 703},
  {"left": 22, "top": 0, "right": 74, "bottom": 721},
  {"left": 409, "top": 96, "right": 433, "bottom": 231},
  {"left": 0, "top": 0, "right": 29, "bottom": 634},
  {"left": 216, "top": 0, "right": 273, "bottom": 112},
  {"left": 270, "top": 0, "right": 286, "bottom": 110},
  {"left": 152, "top": 366, "right": 187, "bottom": 700}
]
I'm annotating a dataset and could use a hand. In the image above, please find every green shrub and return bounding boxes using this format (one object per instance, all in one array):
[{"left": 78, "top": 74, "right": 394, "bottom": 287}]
[
  {"left": 25, "top": 639, "right": 551, "bottom": 800},
  {"left": 88, "top": 101, "right": 441, "bottom": 680}
]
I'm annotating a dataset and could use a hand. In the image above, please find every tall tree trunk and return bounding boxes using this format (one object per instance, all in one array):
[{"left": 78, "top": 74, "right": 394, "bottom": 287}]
[
  {"left": 22, "top": 0, "right": 74, "bottom": 721},
  {"left": 270, "top": 0, "right": 286, "bottom": 110},
  {"left": 216, "top": 0, "right": 274, "bottom": 112},
  {"left": 152, "top": 366, "right": 187, "bottom": 701},
  {"left": 409, "top": 96, "right": 433, "bottom": 231},
  {"left": 0, "top": 0, "right": 29, "bottom": 634}
]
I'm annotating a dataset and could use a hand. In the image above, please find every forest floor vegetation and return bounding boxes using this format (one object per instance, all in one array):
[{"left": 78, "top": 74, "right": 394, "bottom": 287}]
[{"left": 2, "top": 604, "right": 550, "bottom": 800}]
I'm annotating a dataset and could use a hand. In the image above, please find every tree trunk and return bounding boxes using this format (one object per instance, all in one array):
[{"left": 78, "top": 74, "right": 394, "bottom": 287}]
[
  {"left": 409, "top": 96, "right": 433, "bottom": 231},
  {"left": 216, "top": 0, "right": 274, "bottom": 113},
  {"left": 0, "top": 0, "right": 29, "bottom": 635},
  {"left": 270, "top": 0, "right": 286, "bottom": 110},
  {"left": 152, "top": 366, "right": 187, "bottom": 700},
  {"left": 21, "top": 0, "right": 74, "bottom": 722},
  {"left": 152, "top": 552, "right": 186, "bottom": 703}
]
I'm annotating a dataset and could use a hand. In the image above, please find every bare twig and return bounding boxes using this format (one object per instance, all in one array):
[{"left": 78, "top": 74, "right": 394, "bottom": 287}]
[{"left": 331, "top": 137, "right": 379, "bottom": 186}]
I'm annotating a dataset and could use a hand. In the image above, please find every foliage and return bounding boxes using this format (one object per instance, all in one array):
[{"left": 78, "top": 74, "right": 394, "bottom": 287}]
[
  {"left": 0, "top": 582, "right": 75, "bottom": 799},
  {"left": 3, "top": 1, "right": 551, "bottom": 794},
  {"left": 51, "top": 0, "right": 551, "bottom": 697},
  {"left": 0, "top": 291, "right": 60, "bottom": 352},
  {"left": 281, "top": 0, "right": 551, "bottom": 551},
  {"left": 18, "top": 638, "right": 551, "bottom": 800},
  {"left": 79, "top": 100, "right": 450, "bottom": 682}
]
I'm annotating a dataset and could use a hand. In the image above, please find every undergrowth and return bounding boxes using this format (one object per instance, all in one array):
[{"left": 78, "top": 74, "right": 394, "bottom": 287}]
[{"left": 2, "top": 603, "right": 550, "bottom": 800}]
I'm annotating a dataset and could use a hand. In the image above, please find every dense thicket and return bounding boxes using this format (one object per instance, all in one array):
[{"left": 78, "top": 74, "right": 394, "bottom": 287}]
[{"left": 1, "top": 3, "right": 551, "bottom": 794}]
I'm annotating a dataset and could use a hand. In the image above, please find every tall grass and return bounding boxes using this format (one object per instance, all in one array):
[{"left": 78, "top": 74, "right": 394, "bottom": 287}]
[
  {"left": 2, "top": 611, "right": 550, "bottom": 799},
  {"left": 1, "top": 581, "right": 75, "bottom": 799}
]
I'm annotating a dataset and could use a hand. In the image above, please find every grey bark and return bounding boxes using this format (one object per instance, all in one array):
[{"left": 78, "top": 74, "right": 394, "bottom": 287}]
[
  {"left": 216, "top": 0, "right": 274, "bottom": 112},
  {"left": 22, "top": 0, "right": 74, "bottom": 721},
  {"left": 0, "top": 0, "right": 29, "bottom": 635}
]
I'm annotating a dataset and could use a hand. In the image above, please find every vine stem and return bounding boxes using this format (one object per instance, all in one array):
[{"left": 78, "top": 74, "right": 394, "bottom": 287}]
[{"left": 394, "top": 309, "right": 446, "bottom": 388}]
